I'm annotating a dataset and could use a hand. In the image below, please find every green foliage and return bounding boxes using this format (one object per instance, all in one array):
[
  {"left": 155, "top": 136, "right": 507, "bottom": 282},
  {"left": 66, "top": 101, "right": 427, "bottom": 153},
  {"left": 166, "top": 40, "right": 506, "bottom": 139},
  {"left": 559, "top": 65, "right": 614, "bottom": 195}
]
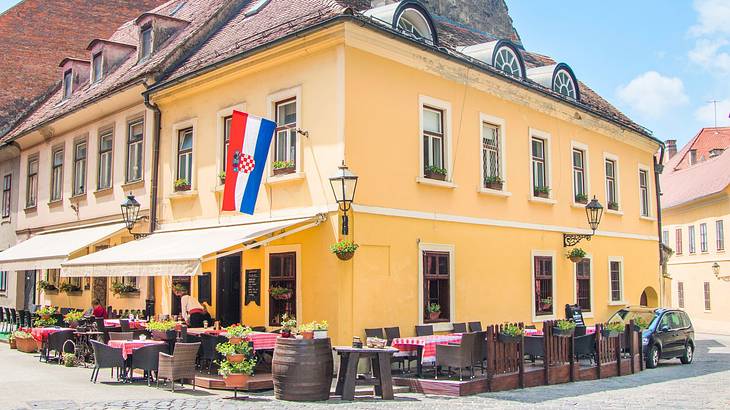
[
  {"left": 111, "top": 281, "right": 139, "bottom": 296},
  {"left": 34, "top": 317, "right": 58, "bottom": 327},
  {"left": 218, "top": 171, "right": 226, "bottom": 180},
  {"left": 59, "top": 282, "right": 81, "bottom": 293},
  {"left": 329, "top": 240, "right": 359, "bottom": 255},
  {"left": 298, "top": 322, "right": 315, "bottom": 332},
  {"left": 225, "top": 324, "right": 252, "bottom": 338},
  {"left": 146, "top": 320, "right": 176, "bottom": 332},
  {"left": 38, "top": 281, "right": 57, "bottom": 292},
  {"left": 218, "top": 358, "right": 257, "bottom": 377},
  {"left": 12, "top": 330, "right": 33, "bottom": 339},
  {"left": 269, "top": 286, "right": 292, "bottom": 297},
  {"left": 174, "top": 178, "right": 190, "bottom": 188},
  {"left": 575, "top": 193, "right": 588, "bottom": 202},
  {"left": 534, "top": 186, "right": 551, "bottom": 195},
  {"left": 426, "top": 303, "right": 441, "bottom": 313},
  {"left": 484, "top": 175, "right": 503, "bottom": 184},
  {"left": 605, "top": 322, "right": 625, "bottom": 333},
  {"left": 566, "top": 248, "right": 586, "bottom": 259},
  {"left": 64, "top": 310, "right": 84, "bottom": 324},
  {"left": 37, "top": 306, "right": 57, "bottom": 316},
  {"left": 279, "top": 313, "right": 297, "bottom": 330},
  {"left": 500, "top": 323, "right": 524, "bottom": 337},
  {"left": 215, "top": 342, "right": 251, "bottom": 356},
  {"left": 608, "top": 201, "right": 619, "bottom": 210},
  {"left": 633, "top": 316, "right": 649, "bottom": 330},
  {"left": 554, "top": 319, "right": 576, "bottom": 331},
  {"left": 272, "top": 160, "right": 295, "bottom": 170},
  {"left": 425, "top": 165, "right": 447, "bottom": 176},
  {"left": 313, "top": 320, "right": 328, "bottom": 331},
  {"left": 63, "top": 353, "right": 76, "bottom": 367}
]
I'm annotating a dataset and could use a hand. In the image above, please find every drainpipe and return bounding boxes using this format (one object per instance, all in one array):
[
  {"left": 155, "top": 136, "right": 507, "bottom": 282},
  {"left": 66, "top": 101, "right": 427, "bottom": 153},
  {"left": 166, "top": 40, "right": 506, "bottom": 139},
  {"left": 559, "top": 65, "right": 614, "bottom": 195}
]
[
  {"left": 143, "top": 90, "right": 161, "bottom": 311},
  {"left": 654, "top": 145, "right": 666, "bottom": 307}
]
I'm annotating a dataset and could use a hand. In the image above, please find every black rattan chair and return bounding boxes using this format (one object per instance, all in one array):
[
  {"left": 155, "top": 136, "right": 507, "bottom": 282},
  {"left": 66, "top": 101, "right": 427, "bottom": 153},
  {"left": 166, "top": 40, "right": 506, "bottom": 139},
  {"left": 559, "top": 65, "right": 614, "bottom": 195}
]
[
  {"left": 199, "top": 334, "right": 225, "bottom": 374},
  {"left": 575, "top": 333, "right": 596, "bottom": 364},
  {"left": 119, "top": 319, "right": 131, "bottom": 332},
  {"left": 452, "top": 323, "right": 467, "bottom": 333},
  {"left": 524, "top": 335, "right": 544, "bottom": 363},
  {"left": 95, "top": 317, "right": 110, "bottom": 343},
  {"left": 44, "top": 329, "right": 75, "bottom": 363},
  {"left": 471, "top": 331, "right": 487, "bottom": 374},
  {"left": 89, "top": 340, "right": 125, "bottom": 383},
  {"left": 436, "top": 332, "right": 478, "bottom": 380},
  {"left": 365, "top": 328, "right": 385, "bottom": 339},
  {"left": 467, "top": 321, "right": 482, "bottom": 332},
  {"left": 130, "top": 343, "right": 167, "bottom": 386},
  {"left": 108, "top": 332, "right": 134, "bottom": 341},
  {"left": 415, "top": 325, "right": 433, "bottom": 336}
]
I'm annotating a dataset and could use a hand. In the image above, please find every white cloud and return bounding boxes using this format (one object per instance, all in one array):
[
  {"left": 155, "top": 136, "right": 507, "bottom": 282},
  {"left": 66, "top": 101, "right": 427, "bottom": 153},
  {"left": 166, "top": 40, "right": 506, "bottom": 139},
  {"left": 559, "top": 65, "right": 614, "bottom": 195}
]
[
  {"left": 616, "top": 71, "right": 689, "bottom": 119},
  {"left": 690, "top": 0, "right": 730, "bottom": 36},
  {"left": 688, "top": 0, "right": 730, "bottom": 74},
  {"left": 694, "top": 98, "right": 730, "bottom": 127}
]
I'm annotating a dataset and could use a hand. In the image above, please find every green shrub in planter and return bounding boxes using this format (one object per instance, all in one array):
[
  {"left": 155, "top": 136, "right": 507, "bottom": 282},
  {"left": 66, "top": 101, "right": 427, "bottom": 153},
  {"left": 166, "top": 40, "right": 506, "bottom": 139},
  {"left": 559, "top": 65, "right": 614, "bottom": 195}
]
[
  {"left": 552, "top": 319, "right": 576, "bottom": 337},
  {"left": 498, "top": 323, "right": 524, "bottom": 343}
]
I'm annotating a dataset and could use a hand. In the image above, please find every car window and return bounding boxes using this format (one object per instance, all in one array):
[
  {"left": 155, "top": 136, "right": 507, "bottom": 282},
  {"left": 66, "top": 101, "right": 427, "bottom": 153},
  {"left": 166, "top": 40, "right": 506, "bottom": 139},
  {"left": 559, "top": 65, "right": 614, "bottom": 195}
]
[
  {"left": 682, "top": 312, "right": 692, "bottom": 328},
  {"left": 668, "top": 312, "right": 684, "bottom": 330},
  {"left": 659, "top": 313, "right": 672, "bottom": 329}
]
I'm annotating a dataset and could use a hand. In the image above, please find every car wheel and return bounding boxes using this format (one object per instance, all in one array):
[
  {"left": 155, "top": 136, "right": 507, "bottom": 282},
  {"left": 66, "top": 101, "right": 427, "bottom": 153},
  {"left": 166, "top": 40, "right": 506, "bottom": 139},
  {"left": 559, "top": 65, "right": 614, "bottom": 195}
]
[
  {"left": 646, "top": 345, "right": 659, "bottom": 368},
  {"left": 680, "top": 343, "right": 694, "bottom": 364}
]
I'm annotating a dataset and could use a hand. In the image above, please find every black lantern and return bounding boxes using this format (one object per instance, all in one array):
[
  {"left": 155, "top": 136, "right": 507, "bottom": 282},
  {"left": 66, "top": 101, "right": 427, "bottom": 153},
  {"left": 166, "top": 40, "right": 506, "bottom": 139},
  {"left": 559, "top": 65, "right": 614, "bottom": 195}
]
[
  {"left": 120, "top": 193, "right": 141, "bottom": 233},
  {"left": 564, "top": 196, "right": 603, "bottom": 247},
  {"left": 329, "top": 161, "right": 358, "bottom": 235}
]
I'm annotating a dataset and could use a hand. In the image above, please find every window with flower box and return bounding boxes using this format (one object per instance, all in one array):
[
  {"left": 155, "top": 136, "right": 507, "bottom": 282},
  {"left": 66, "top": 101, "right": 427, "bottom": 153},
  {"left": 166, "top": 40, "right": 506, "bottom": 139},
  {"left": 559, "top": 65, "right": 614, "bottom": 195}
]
[
  {"left": 423, "top": 251, "right": 450, "bottom": 323},
  {"left": 575, "top": 258, "right": 591, "bottom": 312},
  {"left": 272, "top": 99, "right": 297, "bottom": 175},
  {"left": 534, "top": 255, "right": 554, "bottom": 317},
  {"left": 573, "top": 148, "right": 587, "bottom": 203},
  {"left": 269, "top": 252, "right": 296, "bottom": 326}
]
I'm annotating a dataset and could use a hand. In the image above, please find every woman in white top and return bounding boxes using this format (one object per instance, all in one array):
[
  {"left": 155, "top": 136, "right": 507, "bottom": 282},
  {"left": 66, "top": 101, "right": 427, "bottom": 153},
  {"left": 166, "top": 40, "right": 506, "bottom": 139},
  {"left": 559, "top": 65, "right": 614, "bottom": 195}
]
[{"left": 174, "top": 285, "right": 205, "bottom": 327}]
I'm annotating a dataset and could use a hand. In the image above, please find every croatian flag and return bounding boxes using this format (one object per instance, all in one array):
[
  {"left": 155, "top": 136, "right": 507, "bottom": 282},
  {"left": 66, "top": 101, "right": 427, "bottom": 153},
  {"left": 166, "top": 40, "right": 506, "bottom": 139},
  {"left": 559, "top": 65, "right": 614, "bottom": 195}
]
[{"left": 222, "top": 111, "right": 276, "bottom": 214}]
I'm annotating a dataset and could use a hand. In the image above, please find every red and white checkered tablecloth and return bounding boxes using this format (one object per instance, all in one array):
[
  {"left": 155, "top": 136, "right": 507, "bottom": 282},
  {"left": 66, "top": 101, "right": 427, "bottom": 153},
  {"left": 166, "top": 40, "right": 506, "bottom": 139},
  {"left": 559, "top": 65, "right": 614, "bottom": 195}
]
[
  {"left": 104, "top": 319, "right": 147, "bottom": 329},
  {"left": 391, "top": 334, "right": 462, "bottom": 364},
  {"left": 31, "top": 327, "right": 73, "bottom": 342},
  {"left": 108, "top": 339, "right": 166, "bottom": 360},
  {"left": 246, "top": 332, "right": 278, "bottom": 351}
]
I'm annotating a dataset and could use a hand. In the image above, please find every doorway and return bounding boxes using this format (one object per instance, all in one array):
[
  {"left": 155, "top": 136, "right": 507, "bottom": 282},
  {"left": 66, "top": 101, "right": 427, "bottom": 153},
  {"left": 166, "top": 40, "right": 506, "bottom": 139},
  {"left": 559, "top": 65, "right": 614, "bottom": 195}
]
[
  {"left": 23, "top": 270, "right": 36, "bottom": 310},
  {"left": 92, "top": 277, "right": 108, "bottom": 308},
  {"left": 216, "top": 252, "right": 242, "bottom": 327},
  {"left": 171, "top": 276, "right": 191, "bottom": 317}
]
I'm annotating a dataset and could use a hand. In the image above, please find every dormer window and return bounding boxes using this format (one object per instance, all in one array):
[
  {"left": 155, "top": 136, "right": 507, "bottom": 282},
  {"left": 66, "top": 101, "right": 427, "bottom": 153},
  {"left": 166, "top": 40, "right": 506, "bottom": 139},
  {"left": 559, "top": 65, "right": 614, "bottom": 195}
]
[
  {"left": 91, "top": 52, "right": 103, "bottom": 83},
  {"left": 553, "top": 69, "right": 577, "bottom": 99},
  {"left": 494, "top": 46, "right": 522, "bottom": 78},
  {"left": 63, "top": 70, "right": 73, "bottom": 99},
  {"left": 365, "top": 2, "right": 438, "bottom": 46},
  {"left": 140, "top": 26, "right": 153, "bottom": 60},
  {"left": 396, "top": 8, "right": 432, "bottom": 42}
]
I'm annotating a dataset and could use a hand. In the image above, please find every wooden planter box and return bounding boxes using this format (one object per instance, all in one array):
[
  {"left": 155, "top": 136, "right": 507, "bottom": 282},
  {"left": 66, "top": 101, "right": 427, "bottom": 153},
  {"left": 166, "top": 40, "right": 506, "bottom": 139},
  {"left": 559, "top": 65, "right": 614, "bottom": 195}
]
[
  {"left": 608, "top": 203, "right": 619, "bottom": 211},
  {"left": 534, "top": 191, "right": 549, "bottom": 199},
  {"left": 43, "top": 289, "right": 58, "bottom": 295},
  {"left": 497, "top": 333, "right": 522, "bottom": 344},
  {"left": 485, "top": 181, "right": 503, "bottom": 190},
  {"left": 116, "top": 291, "right": 141, "bottom": 298},
  {"left": 424, "top": 170, "right": 447, "bottom": 181},
  {"left": 552, "top": 327, "right": 575, "bottom": 338},
  {"left": 273, "top": 166, "right": 295, "bottom": 176},
  {"left": 575, "top": 197, "right": 588, "bottom": 204},
  {"left": 62, "top": 291, "right": 82, "bottom": 296},
  {"left": 601, "top": 329, "right": 624, "bottom": 338},
  {"left": 16, "top": 337, "right": 38, "bottom": 353},
  {"left": 174, "top": 184, "right": 191, "bottom": 192}
]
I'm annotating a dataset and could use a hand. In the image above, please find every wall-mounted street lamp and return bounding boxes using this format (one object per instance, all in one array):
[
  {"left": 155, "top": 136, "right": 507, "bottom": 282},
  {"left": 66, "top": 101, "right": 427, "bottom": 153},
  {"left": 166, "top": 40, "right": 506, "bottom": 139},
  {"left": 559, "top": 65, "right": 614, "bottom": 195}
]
[
  {"left": 563, "top": 196, "right": 604, "bottom": 247},
  {"left": 329, "top": 161, "right": 358, "bottom": 236},
  {"left": 120, "top": 193, "right": 148, "bottom": 239},
  {"left": 713, "top": 262, "right": 730, "bottom": 281}
]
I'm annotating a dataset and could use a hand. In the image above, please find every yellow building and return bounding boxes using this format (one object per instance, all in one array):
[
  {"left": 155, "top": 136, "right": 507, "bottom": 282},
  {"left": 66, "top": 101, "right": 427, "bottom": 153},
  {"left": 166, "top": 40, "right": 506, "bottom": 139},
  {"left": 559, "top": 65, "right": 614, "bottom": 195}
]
[
  {"left": 662, "top": 129, "right": 730, "bottom": 335},
  {"left": 1, "top": 0, "right": 662, "bottom": 344}
]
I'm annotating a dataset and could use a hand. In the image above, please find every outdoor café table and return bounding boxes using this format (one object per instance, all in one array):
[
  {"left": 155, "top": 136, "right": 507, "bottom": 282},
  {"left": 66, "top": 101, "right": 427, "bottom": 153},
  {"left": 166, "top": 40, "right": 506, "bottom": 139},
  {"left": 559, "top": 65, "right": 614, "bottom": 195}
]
[
  {"left": 31, "top": 327, "right": 74, "bottom": 342},
  {"left": 108, "top": 339, "right": 166, "bottom": 360},
  {"left": 391, "top": 334, "right": 462, "bottom": 377},
  {"left": 104, "top": 319, "right": 147, "bottom": 329},
  {"left": 186, "top": 329, "right": 279, "bottom": 351},
  {"left": 333, "top": 346, "right": 398, "bottom": 401}
]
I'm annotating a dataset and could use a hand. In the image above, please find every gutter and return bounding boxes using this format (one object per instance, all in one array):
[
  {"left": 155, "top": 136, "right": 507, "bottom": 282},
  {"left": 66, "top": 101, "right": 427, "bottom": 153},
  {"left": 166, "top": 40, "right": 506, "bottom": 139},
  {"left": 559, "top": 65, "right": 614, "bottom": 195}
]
[
  {"left": 654, "top": 144, "right": 666, "bottom": 306},
  {"left": 145, "top": 13, "right": 657, "bottom": 144},
  {"left": 143, "top": 90, "right": 162, "bottom": 236}
]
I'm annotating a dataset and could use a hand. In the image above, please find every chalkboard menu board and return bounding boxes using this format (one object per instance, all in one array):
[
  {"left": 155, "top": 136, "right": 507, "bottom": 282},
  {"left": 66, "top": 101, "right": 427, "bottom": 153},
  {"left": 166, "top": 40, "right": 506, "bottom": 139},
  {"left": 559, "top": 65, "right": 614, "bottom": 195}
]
[
  {"left": 198, "top": 272, "right": 212, "bottom": 305},
  {"left": 245, "top": 269, "right": 261, "bottom": 306},
  {"left": 565, "top": 304, "right": 585, "bottom": 327}
]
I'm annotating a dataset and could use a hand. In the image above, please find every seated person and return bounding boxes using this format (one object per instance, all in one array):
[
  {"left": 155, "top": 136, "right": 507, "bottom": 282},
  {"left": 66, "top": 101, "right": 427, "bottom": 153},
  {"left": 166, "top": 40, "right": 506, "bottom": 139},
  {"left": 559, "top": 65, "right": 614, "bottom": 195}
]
[{"left": 91, "top": 299, "right": 108, "bottom": 319}]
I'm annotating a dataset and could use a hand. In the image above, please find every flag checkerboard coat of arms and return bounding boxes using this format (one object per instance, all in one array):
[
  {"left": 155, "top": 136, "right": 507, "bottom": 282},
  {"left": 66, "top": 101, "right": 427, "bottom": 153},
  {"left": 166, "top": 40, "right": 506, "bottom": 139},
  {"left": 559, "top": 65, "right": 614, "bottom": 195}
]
[{"left": 222, "top": 111, "right": 276, "bottom": 214}]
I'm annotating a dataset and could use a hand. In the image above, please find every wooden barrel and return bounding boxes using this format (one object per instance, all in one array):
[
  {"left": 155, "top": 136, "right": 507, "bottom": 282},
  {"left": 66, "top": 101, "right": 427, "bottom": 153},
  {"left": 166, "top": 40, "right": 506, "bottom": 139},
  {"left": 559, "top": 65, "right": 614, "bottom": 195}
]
[{"left": 272, "top": 337, "right": 333, "bottom": 401}]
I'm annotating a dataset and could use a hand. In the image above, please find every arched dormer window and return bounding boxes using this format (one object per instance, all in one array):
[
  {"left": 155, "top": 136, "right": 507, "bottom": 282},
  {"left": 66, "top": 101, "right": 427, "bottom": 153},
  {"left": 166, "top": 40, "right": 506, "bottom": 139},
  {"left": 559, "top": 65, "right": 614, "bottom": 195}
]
[
  {"left": 396, "top": 8, "right": 431, "bottom": 41},
  {"left": 494, "top": 46, "right": 522, "bottom": 78},
  {"left": 553, "top": 67, "right": 578, "bottom": 99}
]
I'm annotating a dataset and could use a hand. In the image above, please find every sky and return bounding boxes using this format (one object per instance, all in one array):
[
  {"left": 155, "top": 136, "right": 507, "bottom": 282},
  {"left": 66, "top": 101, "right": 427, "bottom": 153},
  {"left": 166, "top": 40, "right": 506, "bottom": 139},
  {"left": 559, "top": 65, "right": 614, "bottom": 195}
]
[{"left": 0, "top": 0, "right": 725, "bottom": 147}]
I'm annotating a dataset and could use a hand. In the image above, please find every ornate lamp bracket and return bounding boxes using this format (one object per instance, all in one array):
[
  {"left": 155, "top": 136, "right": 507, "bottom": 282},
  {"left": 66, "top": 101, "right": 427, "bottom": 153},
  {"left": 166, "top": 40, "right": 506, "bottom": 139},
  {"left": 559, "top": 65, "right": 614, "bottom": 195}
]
[{"left": 563, "top": 233, "right": 593, "bottom": 247}]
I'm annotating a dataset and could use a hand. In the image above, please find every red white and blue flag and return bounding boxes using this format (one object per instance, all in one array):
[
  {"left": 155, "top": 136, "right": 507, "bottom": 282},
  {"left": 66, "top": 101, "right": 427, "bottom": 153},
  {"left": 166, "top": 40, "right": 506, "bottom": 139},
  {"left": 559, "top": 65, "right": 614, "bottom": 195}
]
[{"left": 222, "top": 110, "right": 276, "bottom": 214}]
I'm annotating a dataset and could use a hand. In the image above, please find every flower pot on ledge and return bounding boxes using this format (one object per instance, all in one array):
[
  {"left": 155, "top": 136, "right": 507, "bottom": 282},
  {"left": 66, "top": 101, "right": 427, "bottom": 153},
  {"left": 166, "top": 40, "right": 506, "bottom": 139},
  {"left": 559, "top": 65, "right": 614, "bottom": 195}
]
[
  {"left": 608, "top": 203, "right": 619, "bottom": 211},
  {"left": 273, "top": 166, "right": 295, "bottom": 176},
  {"left": 224, "top": 373, "right": 249, "bottom": 388},
  {"left": 534, "top": 191, "right": 549, "bottom": 199},
  {"left": 272, "top": 292, "right": 292, "bottom": 301},
  {"left": 575, "top": 197, "right": 588, "bottom": 204},
  {"left": 485, "top": 181, "right": 503, "bottom": 191},
  {"left": 428, "top": 312, "right": 441, "bottom": 321},
  {"left": 174, "top": 185, "right": 191, "bottom": 192},
  {"left": 424, "top": 170, "right": 446, "bottom": 181}
]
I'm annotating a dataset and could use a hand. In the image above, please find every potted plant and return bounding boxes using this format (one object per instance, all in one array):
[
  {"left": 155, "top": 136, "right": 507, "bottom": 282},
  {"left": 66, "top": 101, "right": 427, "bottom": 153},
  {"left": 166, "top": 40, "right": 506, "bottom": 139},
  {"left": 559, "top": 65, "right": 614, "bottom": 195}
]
[
  {"left": 602, "top": 322, "right": 625, "bottom": 338},
  {"left": 225, "top": 324, "right": 252, "bottom": 345},
  {"left": 298, "top": 322, "right": 315, "bottom": 340},
  {"left": 608, "top": 201, "right": 619, "bottom": 211},
  {"left": 498, "top": 323, "right": 524, "bottom": 343},
  {"left": 111, "top": 281, "right": 140, "bottom": 297},
  {"left": 218, "top": 357, "right": 257, "bottom": 388},
  {"left": 534, "top": 186, "right": 550, "bottom": 198},
  {"left": 313, "top": 320, "right": 329, "bottom": 339},
  {"left": 9, "top": 333, "right": 17, "bottom": 349},
  {"left": 38, "top": 280, "right": 58, "bottom": 294},
  {"left": 329, "top": 240, "right": 359, "bottom": 261},
  {"left": 632, "top": 316, "right": 649, "bottom": 332},
  {"left": 36, "top": 305, "right": 57, "bottom": 321},
  {"left": 63, "top": 352, "right": 76, "bottom": 367},
  {"left": 272, "top": 160, "right": 295, "bottom": 176},
  {"left": 174, "top": 178, "right": 191, "bottom": 192},
  {"left": 59, "top": 282, "right": 82, "bottom": 295},
  {"left": 484, "top": 175, "right": 504, "bottom": 191},
  {"left": 64, "top": 310, "right": 84, "bottom": 328},
  {"left": 552, "top": 319, "right": 576, "bottom": 337},
  {"left": 13, "top": 330, "right": 37, "bottom": 353},
  {"left": 280, "top": 314, "right": 296, "bottom": 338},
  {"left": 218, "top": 171, "right": 227, "bottom": 185},
  {"left": 147, "top": 320, "right": 177, "bottom": 341},
  {"left": 575, "top": 193, "right": 588, "bottom": 204},
  {"left": 216, "top": 341, "right": 251, "bottom": 363},
  {"left": 426, "top": 303, "right": 441, "bottom": 321},
  {"left": 269, "top": 286, "right": 293, "bottom": 300},
  {"left": 566, "top": 247, "right": 586, "bottom": 263},
  {"left": 424, "top": 165, "right": 447, "bottom": 181},
  {"left": 540, "top": 297, "right": 553, "bottom": 312}
]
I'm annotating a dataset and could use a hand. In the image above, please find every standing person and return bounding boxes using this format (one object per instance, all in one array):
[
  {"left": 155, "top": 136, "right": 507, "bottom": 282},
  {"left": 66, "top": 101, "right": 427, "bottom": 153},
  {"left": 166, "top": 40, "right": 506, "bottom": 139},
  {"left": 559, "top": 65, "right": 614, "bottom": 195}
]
[
  {"left": 90, "top": 299, "right": 107, "bottom": 319},
  {"left": 173, "top": 285, "right": 205, "bottom": 328}
]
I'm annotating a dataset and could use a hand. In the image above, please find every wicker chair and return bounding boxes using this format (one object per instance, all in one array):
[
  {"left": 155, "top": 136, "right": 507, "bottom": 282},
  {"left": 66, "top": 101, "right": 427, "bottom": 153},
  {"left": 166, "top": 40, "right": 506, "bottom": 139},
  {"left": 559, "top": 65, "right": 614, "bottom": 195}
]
[
  {"left": 415, "top": 325, "right": 433, "bottom": 336},
  {"left": 43, "top": 329, "right": 75, "bottom": 363},
  {"left": 119, "top": 319, "right": 131, "bottom": 332},
  {"left": 384, "top": 327, "right": 401, "bottom": 345},
  {"left": 575, "top": 333, "right": 596, "bottom": 364},
  {"left": 108, "top": 332, "right": 134, "bottom": 341},
  {"left": 199, "top": 334, "right": 224, "bottom": 374},
  {"left": 131, "top": 343, "right": 167, "bottom": 386},
  {"left": 435, "top": 332, "right": 478, "bottom": 380},
  {"left": 89, "top": 340, "right": 125, "bottom": 383},
  {"left": 365, "top": 328, "right": 385, "bottom": 339},
  {"left": 95, "top": 317, "right": 110, "bottom": 343},
  {"left": 467, "top": 321, "right": 482, "bottom": 332},
  {"left": 452, "top": 323, "right": 467, "bottom": 333},
  {"left": 471, "top": 331, "right": 487, "bottom": 374},
  {"left": 17, "top": 309, "right": 27, "bottom": 328},
  {"left": 157, "top": 342, "right": 201, "bottom": 391},
  {"left": 524, "top": 335, "right": 544, "bottom": 363}
]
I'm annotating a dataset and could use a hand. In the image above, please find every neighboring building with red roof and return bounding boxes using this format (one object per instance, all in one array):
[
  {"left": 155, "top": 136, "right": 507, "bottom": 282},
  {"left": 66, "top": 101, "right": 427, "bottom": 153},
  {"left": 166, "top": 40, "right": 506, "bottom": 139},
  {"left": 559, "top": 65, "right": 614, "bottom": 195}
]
[{"left": 661, "top": 128, "right": 730, "bottom": 335}]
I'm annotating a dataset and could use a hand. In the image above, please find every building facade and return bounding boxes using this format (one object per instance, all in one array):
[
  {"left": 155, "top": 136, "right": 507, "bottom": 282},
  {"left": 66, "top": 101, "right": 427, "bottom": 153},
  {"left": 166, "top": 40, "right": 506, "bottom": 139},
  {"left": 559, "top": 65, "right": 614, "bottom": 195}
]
[{"left": 662, "top": 128, "right": 730, "bottom": 335}]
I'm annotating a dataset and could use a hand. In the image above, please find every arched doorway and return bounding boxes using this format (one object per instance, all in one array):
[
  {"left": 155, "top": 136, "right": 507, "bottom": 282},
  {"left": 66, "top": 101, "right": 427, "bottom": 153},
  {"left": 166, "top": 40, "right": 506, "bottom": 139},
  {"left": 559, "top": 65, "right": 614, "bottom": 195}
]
[{"left": 640, "top": 286, "right": 659, "bottom": 307}]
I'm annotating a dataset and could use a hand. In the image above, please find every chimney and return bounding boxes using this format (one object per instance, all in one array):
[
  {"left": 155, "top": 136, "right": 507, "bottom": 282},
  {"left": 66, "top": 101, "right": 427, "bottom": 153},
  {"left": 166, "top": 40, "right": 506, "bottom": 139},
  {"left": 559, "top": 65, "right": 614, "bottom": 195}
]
[{"left": 666, "top": 139, "right": 677, "bottom": 159}]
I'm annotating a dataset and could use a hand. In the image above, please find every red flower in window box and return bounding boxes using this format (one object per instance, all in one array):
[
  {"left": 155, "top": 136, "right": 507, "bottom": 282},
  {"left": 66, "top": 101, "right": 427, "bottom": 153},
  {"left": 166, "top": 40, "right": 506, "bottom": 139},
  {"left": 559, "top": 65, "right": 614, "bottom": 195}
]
[{"left": 270, "top": 286, "right": 292, "bottom": 300}]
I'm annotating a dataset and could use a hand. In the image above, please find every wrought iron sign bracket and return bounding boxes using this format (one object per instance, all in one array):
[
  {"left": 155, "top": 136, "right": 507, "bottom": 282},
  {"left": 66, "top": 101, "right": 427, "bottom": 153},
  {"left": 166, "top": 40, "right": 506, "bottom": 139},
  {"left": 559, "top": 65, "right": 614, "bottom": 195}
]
[{"left": 563, "top": 233, "right": 593, "bottom": 247}]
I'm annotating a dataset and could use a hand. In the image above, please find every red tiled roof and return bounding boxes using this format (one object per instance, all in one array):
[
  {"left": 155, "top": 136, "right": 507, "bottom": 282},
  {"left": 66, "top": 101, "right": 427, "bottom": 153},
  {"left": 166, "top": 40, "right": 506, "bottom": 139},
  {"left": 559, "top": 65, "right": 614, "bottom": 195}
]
[
  {"left": 661, "top": 148, "right": 730, "bottom": 209},
  {"left": 0, "top": 0, "right": 168, "bottom": 135},
  {"left": 665, "top": 127, "right": 730, "bottom": 172}
]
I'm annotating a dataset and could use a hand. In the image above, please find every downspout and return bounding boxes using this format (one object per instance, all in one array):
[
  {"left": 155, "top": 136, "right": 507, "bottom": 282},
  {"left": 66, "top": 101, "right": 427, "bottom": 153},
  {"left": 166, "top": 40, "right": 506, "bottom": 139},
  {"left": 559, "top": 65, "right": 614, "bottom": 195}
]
[
  {"left": 654, "top": 145, "right": 665, "bottom": 307},
  {"left": 143, "top": 89, "right": 161, "bottom": 313}
]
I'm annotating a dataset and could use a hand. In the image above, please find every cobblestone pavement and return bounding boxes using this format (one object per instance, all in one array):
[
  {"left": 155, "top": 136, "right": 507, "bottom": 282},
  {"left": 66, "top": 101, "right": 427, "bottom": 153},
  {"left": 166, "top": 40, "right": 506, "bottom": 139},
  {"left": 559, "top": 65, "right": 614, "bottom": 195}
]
[{"left": 4, "top": 334, "right": 730, "bottom": 409}]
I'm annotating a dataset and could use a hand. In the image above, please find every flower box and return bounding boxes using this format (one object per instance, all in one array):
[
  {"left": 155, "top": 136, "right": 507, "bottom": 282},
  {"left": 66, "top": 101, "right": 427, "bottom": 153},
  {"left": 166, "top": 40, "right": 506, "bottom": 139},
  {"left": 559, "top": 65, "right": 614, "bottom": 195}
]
[
  {"left": 608, "top": 202, "right": 620, "bottom": 211},
  {"left": 313, "top": 330, "right": 328, "bottom": 339},
  {"left": 552, "top": 327, "right": 575, "bottom": 338},
  {"left": 534, "top": 190, "right": 550, "bottom": 199},
  {"left": 273, "top": 166, "right": 295, "bottom": 176},
  {"left": 601, "top": 329, "right": 624, "bottom": 338},
  {"left": 16, "top": 337, "right": 38, "bottom": 353},
  {"left": 569, "top": 255, "right": 584, "bottom": 263},
  {"left": 271, "top": 292, "right": 292, "bottom": 301},
  {"left": 116, "top": 291, "right": 141, "bottom": 299},
  {"left": 485, "top": 181, "right": 503, "bottom": 191},
  {"left": 498, "top": 333, "right": 522, "bottom": 344},
  {"left": 575, "top": 197, "right": 588, "bottom": 204},
  {"left": 424, "top": 170, "right": 446, "bottom": 181},
  {"left": 174, "top": 184, "right": 191, "bottom": 192}
]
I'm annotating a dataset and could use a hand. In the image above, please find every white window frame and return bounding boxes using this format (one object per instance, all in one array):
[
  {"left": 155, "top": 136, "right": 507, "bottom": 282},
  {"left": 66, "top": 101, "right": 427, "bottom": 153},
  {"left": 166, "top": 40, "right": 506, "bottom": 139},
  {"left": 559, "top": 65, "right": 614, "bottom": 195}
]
[
  {"left": 266, "top": 86, "right": 302, "bottom": 179},
  {"left": 418, "top": 95, "right": 453, "bottom": 185},
  {"left": 603, "top": 152, "right": 621, "bottom": 213},
  {"left": 50, "top": 145, "right": 65, "bottom": 202},
  {"left": 573, "top": 254, "right": 594, "bottom": 318},
  {"left": 91, "top": 52, "right": 103, "bottom": 83},
  {"left": 528, "top": 128, "right": 553, "bottom": 202},
  {"left": 700, "top": 223, "right": 708, "bottom": 253},
  {"left": 638, "top": 164, "right": 652, "bottom": 218},
  {"left": 570, "top": 140, "right": 590, "bottom": 206},
  {"left": 125, "top": 117, "right": 145, "bottom": 183},
  {"left": 264, "top": 244, "right": 302, "bottom": 327},
  {"left": 688, "top": 225, "right": 696, "bottom": 254},
  {"left": 478, "top": 113, "right": 507, "bottom": 194},
  {"left": 418, "top": 243, "right": 455, "bottom": 330},
  {"left": 72, "top": 138, "right": 87, "bottom": 196},
  {"left": 171, "top": 118, "right": 198, "bottom": 190},
  {"left": 216, "top": 103, "right": 247, "bottom": 179},
  {"left": 97, "top": 127, "right": 114, "bottom": 191},
  {"left": 531, "top": 250, "right": 557, "bottom": 322},
  {"left": 607, "top": 256, "right": 625, "bottom": 305},
  {"left": 717, "top": 220, "right": 725, "bottom": 251},
  {"left": 26, "top": 154, "right": 39, "bottom": 208}
]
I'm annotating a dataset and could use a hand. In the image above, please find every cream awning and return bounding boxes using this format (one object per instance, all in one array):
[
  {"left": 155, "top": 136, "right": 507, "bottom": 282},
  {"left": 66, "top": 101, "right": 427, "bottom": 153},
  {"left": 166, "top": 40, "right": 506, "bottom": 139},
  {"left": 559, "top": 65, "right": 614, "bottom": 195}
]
[
  {"left": 0, "top": 223, "right": 126, "bottom": 271},
  {"left": 61, "top": 217, "right": 319, "bottom": 277}
]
